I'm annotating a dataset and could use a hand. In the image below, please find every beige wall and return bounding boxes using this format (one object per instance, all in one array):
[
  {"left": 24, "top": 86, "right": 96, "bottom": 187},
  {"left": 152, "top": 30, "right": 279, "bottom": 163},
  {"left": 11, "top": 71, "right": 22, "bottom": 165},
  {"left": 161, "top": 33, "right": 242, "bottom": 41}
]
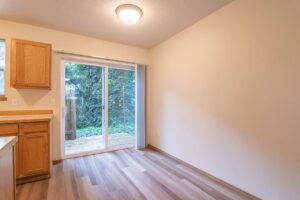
[
  {"left": 149, "top": 0, "right": 300, "bottom": 199},
  {"left": 1, "top": 0, "right": 299, "bottom": 198},
  {"left": 0, "top": 19, "right": 149, "bottom": 161}
]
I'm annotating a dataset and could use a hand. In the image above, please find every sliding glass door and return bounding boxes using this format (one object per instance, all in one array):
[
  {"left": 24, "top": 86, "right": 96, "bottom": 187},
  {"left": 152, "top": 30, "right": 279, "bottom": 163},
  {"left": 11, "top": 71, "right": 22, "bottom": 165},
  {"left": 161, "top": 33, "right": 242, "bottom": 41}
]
[
  {"left": 63, "top": 60, "right": 135, "bottom": 157},
  {"left": 64, "top": 62, "right": 105, "bottom": 155},
  {"left": 108, "top": 67, "right": 135, "bottom": 147}
]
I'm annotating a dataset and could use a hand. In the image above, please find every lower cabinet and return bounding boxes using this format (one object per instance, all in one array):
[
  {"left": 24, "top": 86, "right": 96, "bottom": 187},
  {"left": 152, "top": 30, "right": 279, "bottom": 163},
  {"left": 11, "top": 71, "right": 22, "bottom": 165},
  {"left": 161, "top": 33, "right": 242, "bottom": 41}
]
[
  {"left": 15, "top": 141, "right": 20, "bottom": 178},
  {"left": 21, "top": 132, "right": 49, "bottom": 177},
  {"left": 0, "top": 121, "right": 50, "bottom": 183}
]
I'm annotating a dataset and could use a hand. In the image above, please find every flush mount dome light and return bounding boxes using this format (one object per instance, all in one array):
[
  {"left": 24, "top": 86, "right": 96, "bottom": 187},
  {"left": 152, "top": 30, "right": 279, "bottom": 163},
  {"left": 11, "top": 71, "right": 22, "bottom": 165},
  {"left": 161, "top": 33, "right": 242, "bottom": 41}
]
[{"left": 116, "top": 4, "right": 143, "bottom": 24}]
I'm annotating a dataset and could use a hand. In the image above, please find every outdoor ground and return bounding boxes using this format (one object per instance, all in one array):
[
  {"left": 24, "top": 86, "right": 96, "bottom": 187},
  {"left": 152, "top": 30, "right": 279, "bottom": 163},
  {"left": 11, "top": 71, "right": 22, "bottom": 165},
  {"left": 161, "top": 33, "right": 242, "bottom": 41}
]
[{"left": 65, "top": 132, "right": 134, "bottom": 155}]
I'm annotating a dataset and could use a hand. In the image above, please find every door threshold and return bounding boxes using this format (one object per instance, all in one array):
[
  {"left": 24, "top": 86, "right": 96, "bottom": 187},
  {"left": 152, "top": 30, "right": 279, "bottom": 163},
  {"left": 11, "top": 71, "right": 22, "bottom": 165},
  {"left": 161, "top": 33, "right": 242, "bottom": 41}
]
[{"left": 63, "top": 144, "right": 134, "bottom": 160}]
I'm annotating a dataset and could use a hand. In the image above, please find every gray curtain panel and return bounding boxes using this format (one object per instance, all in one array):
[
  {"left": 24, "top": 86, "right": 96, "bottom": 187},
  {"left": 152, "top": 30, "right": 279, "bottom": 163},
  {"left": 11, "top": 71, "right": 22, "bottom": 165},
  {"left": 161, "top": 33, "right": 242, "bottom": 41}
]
[{"left": 136, "top": 64, "right": 146, "bottom": 149}]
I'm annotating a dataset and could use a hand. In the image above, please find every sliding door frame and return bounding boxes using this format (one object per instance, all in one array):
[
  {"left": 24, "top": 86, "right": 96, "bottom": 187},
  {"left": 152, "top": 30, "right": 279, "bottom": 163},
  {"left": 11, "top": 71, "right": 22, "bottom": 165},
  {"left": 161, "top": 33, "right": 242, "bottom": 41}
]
[{"left": 60, "top": 55, "right": 136, "bottom": 159}]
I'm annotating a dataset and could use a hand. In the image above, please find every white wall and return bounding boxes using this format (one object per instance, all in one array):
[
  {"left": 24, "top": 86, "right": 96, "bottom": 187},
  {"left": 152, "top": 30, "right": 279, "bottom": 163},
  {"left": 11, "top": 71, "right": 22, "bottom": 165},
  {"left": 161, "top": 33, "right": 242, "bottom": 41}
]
[
  {"left": 149, "top": 0, "right": 300, "bottom": 199},
  {"left": 0, "top": 19, "right": 149, "bottom": 160}
]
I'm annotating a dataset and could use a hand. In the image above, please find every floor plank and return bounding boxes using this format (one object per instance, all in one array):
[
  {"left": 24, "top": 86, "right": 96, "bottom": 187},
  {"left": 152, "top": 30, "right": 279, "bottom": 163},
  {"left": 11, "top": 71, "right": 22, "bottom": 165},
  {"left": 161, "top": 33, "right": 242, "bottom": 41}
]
[{"left": 16, "top": 148, "right": 259, "bottom": 200}]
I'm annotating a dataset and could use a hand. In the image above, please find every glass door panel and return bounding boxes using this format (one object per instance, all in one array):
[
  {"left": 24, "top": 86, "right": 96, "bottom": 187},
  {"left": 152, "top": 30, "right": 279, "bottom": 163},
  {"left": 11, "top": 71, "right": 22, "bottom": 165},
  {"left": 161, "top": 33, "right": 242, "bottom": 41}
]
[
  {"left": 63, "top": 61, "right": 136, "bottom": 157},
  {"left": 107, "top": 67, "right": 135, "bottom": 147},
  {"left": 64, "top": 62, "right": 105, "bottom": 155}
]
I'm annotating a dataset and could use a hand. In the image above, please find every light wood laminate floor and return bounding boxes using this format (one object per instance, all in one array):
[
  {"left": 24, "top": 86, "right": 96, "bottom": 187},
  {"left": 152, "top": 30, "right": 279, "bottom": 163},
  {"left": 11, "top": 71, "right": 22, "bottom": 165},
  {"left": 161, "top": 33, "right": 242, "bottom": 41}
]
[{"left": 16, "top": 148, "right": 259, "bottom": 200}]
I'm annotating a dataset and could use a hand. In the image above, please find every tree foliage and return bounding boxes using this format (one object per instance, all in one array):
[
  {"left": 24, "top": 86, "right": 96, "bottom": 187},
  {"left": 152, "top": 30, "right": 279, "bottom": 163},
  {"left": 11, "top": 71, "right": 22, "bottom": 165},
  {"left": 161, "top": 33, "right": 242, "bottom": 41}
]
[{"left": 65, "top": 63, "right": 135, "bottom": 137}]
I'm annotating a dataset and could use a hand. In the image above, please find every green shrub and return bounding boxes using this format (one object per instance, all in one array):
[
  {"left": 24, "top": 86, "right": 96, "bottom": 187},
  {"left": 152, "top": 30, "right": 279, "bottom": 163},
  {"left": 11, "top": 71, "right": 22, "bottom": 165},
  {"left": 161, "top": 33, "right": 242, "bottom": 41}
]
[
  {"left": 76, "top": 126, "right": 102, "bottom": 138},
  {"left": 76, "top": 124, "right": 135, "bottom": 138},
  {"left": 65, "top": 63, "right": 135, "bottom": 138}
]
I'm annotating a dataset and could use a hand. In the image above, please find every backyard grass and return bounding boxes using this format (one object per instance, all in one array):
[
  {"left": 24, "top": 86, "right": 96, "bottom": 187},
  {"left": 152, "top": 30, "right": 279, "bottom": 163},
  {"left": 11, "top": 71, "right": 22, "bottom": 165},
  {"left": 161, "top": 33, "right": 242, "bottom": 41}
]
[{"left": 76, "top": 125, "right": 134, "bottom": 138}]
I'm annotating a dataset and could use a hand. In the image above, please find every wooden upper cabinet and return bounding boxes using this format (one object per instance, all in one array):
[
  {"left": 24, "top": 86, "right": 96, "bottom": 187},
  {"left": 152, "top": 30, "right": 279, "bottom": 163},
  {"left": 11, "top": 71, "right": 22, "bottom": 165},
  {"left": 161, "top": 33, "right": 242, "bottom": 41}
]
[{"left": 10, "top": 39, "right": 52, "bottom": 89}]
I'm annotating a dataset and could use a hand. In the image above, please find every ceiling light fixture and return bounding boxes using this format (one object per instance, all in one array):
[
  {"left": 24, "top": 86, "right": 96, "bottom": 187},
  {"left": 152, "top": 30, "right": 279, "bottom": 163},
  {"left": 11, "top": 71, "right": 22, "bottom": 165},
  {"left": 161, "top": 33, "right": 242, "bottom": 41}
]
[{"left": 116, "top": 4, "right": 143, "bottom": 24}]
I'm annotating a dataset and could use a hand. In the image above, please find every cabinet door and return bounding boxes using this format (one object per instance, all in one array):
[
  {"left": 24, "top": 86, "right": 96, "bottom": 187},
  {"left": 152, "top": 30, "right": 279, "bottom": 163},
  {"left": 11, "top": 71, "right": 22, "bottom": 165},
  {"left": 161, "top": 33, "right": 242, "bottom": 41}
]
[
  {"left": 21, "top": 132, "right": 49, "bottom": 176},
  {"left": 0, "top": 124, "right": 21, "bottom": 178},
  {"left": 11, "top": 39, "right": 51, "bottom": 89},
  {"left": 0, "top": 147, "right": 15, "bottom": 200},
  {"left": 0, "top": 134, "right": 21, "bottom": 178}
]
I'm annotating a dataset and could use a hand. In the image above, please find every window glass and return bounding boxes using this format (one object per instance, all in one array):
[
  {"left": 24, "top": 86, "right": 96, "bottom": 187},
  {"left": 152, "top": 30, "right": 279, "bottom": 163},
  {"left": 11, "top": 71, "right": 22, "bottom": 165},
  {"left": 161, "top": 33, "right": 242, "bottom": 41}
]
[{"left": 0, "top": 40, "right": 5, "bottom": 95}]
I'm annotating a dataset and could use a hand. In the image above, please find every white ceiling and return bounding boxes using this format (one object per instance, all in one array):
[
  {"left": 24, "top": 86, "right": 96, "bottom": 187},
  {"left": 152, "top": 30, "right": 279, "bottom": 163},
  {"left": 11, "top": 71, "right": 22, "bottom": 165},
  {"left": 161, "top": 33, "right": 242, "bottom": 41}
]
[{"left": 0, "top": 0, "right": 232, "bottom": 48}]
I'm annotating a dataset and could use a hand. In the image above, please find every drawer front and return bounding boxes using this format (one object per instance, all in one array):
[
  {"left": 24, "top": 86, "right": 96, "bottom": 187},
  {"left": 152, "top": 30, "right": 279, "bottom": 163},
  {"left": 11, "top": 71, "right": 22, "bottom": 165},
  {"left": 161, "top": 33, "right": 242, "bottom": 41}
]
[
  {"left": 23, "top": 122, "right": 48, "bottom": 133},
  {"left": 0, "top": 124, "right": 18, "bottom": 135}
]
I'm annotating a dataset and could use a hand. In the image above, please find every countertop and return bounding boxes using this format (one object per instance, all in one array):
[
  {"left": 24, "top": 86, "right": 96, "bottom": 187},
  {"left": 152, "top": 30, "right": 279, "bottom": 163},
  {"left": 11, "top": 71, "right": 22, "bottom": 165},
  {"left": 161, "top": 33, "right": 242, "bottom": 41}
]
[
  {"left": 0, "top": 114, "right": 53, "bottom": 124},
  {"left": 0, "top": 136, "right": 18, "bottom": 157}
]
